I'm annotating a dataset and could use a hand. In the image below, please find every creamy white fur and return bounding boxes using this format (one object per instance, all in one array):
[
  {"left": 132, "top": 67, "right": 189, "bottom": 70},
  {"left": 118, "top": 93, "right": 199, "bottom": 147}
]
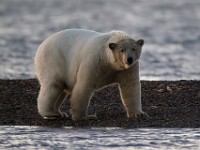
[{"left": 35, "top": 29, "right": 146, "bottom": 121}]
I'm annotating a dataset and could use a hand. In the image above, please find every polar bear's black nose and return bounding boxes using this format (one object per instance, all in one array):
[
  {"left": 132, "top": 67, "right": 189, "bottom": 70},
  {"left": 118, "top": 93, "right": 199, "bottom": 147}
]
[{"left": 127, "top": 57, "right": 133, "bottom": 65}]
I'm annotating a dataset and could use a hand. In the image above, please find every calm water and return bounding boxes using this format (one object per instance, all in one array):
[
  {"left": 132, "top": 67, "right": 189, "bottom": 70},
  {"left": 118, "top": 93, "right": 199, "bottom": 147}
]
[
  {"left": 0, "top": 0, "right": 200, "bottom": 80},
  {"left": 0, "top": 126, "right": 200, "bottom": 150}
]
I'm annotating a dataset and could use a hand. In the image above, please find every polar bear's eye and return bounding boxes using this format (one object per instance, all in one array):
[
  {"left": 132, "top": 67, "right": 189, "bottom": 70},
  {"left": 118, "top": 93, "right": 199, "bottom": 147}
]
[
  {"left": 132, "top": 48, "right": 136, "bottom": 51},
  {"left": 121, "top": 49, "right": 125, "bottom": 53}
]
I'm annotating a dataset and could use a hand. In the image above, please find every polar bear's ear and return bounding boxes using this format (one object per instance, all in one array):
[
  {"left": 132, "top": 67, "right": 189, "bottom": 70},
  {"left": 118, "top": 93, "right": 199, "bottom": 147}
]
[
  {"left": 109, "top": 43, "right": 117, "bottom": 51},
  {"left": 137, "top": 39, "right": 144, "bottom": 47}
]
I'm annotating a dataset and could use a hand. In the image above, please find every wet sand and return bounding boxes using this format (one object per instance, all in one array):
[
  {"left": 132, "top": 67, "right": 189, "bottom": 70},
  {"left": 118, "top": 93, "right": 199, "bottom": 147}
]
[{"left": 0, "top": 79, "right": 199, "bottom": 128}]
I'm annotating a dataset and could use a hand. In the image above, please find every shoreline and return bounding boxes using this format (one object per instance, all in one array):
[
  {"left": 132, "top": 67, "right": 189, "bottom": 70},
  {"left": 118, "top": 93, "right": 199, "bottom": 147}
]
[{"left": 0, "top": 79, "right": 200, "bottom": 128}]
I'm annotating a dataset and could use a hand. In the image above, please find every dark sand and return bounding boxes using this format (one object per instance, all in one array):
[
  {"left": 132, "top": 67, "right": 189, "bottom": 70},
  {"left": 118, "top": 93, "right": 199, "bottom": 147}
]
[{"left": 0, "top": 79, "right": 199, "bottom": 128}]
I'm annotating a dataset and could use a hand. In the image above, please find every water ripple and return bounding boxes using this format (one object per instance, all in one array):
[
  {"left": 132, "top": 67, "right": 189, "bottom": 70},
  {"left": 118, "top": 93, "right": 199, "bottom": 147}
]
[{"left": 0, "top": 126, "right": 199, "bottom": 149}]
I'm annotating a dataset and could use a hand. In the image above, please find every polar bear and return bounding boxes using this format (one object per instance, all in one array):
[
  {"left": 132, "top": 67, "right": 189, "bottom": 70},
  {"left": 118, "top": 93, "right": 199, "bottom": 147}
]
[{"left": 35, "top": 29, "right": 147, "bottom": 121}]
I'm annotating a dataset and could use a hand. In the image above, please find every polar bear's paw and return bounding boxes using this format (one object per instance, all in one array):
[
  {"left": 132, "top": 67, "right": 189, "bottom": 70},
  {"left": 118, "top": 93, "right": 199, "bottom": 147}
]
[
  {"left": 128, "top": 111, "right": 149, "bottom": 119},
  {"left": 43, "top": 112, "right": 69, "bottom": 120}
]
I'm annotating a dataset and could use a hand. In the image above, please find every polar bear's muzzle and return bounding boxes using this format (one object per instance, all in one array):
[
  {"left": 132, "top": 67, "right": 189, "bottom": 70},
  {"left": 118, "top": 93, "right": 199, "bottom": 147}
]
[{"left": 127, "top": 57, "right": 133, "bottom": 65}]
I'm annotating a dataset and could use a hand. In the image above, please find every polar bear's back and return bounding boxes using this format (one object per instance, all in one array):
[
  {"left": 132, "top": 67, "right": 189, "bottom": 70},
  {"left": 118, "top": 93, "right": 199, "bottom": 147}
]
[
  {"left": 53, "top": 29, "right": 102, "bottom": 48},
  {"left": 37, "top": 29, "right": 102, "bottom": 54},
  {"left": 42, "top": 29, "right": 103, "bottom": 58}
]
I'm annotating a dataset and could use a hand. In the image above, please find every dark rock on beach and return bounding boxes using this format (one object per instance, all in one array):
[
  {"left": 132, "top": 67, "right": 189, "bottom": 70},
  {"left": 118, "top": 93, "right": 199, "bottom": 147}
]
[{"left": 0, "top": 79, "right": 200, "bottom": 128}]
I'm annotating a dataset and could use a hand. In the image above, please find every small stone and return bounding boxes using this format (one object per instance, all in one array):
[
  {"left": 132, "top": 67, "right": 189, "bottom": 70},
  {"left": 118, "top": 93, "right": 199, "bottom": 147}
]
[
  {"left": 167, "top": 85, "right": 172, "bottom": 93},
  {"left": 150, "top": 106, "right": 158, "bottom": 109},
  {"left": 157, "top": 89, "right": 165, "bottom": 93}
]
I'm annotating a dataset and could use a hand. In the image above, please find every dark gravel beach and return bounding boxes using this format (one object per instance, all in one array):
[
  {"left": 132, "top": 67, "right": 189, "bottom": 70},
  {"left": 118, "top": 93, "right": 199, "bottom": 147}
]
[{"left": 0, "top": 79, "right": 199, "bottom": 128}]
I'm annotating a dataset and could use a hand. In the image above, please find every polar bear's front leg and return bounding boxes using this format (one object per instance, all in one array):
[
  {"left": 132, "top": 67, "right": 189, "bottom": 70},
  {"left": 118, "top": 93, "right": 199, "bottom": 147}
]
[
  {"left": 70, "top": 84, "right": 96, "bottom": 121},
  {"left": 119, "top": 80, "right": 147, "bottom": 118}
]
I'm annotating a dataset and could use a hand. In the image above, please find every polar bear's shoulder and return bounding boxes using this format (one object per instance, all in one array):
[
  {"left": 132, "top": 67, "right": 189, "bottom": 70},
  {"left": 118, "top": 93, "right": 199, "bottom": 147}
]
[{"left": 107, "top": 30, "right": 131, "bottom": 43}]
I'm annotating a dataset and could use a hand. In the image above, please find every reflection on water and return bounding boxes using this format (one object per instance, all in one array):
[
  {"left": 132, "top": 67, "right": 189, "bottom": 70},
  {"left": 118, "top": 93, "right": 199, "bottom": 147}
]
[
  {"left": 0, "top": 0, "right": 200, "bottom": 80},
  {"left": 0, "top": 126, "right": 199, "bottom": 149}
]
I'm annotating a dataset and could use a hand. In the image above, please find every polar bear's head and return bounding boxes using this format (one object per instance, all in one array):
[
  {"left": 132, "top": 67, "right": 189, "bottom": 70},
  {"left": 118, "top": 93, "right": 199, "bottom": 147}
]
[{"left": 108, "top": 38, "right": 144, "bottom": 70}]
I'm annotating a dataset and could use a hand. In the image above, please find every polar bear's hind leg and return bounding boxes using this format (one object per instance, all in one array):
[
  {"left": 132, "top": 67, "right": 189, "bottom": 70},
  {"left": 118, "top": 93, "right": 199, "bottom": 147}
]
[{"left": 37, "top": 85, "right": 68, "bottom": 119}]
